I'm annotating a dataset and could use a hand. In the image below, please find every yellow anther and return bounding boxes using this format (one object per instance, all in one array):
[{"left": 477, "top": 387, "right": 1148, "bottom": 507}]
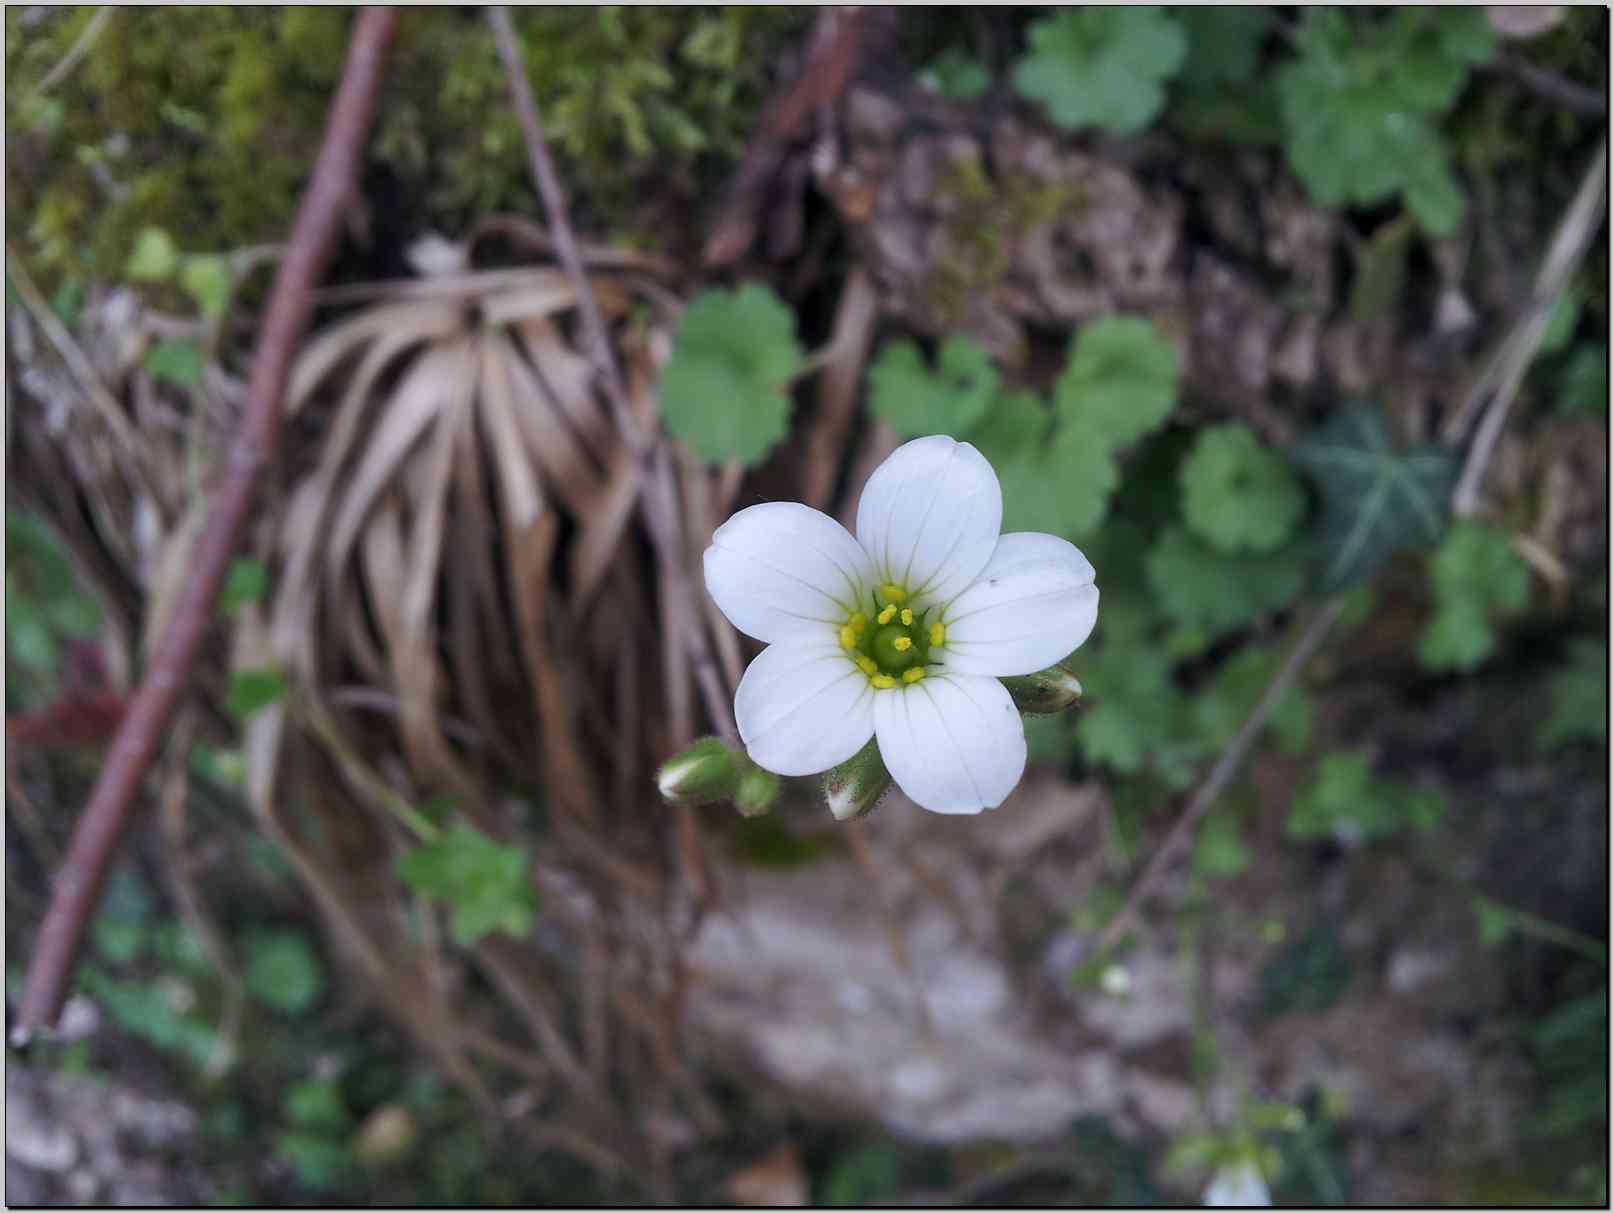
[
  {"left": 839, "top": 625, "right": 859, "bottom": 649},
  {"left": 848, "top": 612, "right": 868, "bottom": 633},
  {"left": 855, "top": 655, "right": 879, "bottom": 677},
  {"left": 877, "top": 604, "right": 898, "bottom": 626},
  {"left": 900, "top": 608, "right": 914, "bottom": 626},
  {"left": 871, "top": 673, "right": 897, "bottom": 689},
  {"left": 929, "top": 622, "right": 946, "bottom": 647},
  {"left": 892, "top": 635, "right": 913, "bottom": 653},
  {"left": 902, "top": 667, "right": 926, "bottom": 684},
  {"left": 881, "top": 584, "right": 907, "bottom": 604}
]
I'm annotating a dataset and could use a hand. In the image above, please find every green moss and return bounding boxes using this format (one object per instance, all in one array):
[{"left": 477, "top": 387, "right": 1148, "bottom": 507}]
[
  {"left": 6, "top": 7, "right": 808, "bottom": 284},
  {"left": 923, "top": 156, "right": 1073, "bottom": 328}
]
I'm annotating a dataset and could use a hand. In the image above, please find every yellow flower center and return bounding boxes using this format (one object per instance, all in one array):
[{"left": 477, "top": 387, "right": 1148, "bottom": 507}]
[{"left": 839, "top": 582, "right": 944, "bottom": 689}]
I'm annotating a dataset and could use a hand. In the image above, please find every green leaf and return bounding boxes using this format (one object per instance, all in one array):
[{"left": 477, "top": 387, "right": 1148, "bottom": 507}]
[
  {"left": 220, "top": 558, "right": 271, "bottom": 615},
  {"left": 1056, "top": 315, "right": 1180, "bottom": 451},
  {"left": 660, "top": 283, "right": 802, "bottom": 466},
  {"left": 126, "top": 226, "right": 180, "bottom": 281},
  {"left": 1473, "top": 897, "right": 1514, "bottom": 948},
  {"left": 1195, "top": 806, "right": 1252, "bottom": 879},
  {"left": 1194, "top": 648, "right": 1313, "bottom": 756},
  {"left": 918, "top": 47, "right": 991, "bottom": 101},
  {"left": 1259, "top": 923, "right": 1351, "bottom": 1018},
  {"left": 1276, "top": 8, "right": 1493, "bottom": 235},
  {"left": 180, "top": 254, "right": 233, "bottom": 320},
  {"left": 1286, "top": 750, "right": 1446, "bottom": 843},
  {"left": 1013, "top": 7, "right": 1187, "bottom": 135},
  {"left": 277, "top": 1132, "right": 352, "bottom": 1189},
  {"left": 868, "top": 335, "right": 998, "bottom": 437},
  {"left": 1419, "top": 520, "right": 1531, "bottom": 671},
  {"left": 226, "top": 666, "right": 288, "bottom": 719},
  {"left": 1146, "top": 526, "right": 1308, "bottom": 634},
  {"left": 245, "top": 929, "right": 324, "bottom": 1016},
  {"left": 821, "top": 1145, "right": 906, "bottom": 1206},
  {"left": 1556, "top": 342, "right": 1608, "bottom": 415},
  {"left": 145, "top": 338, "right": 204, "bottom": 388},
  {"left": 1349, "top": 217, "right": 1415, "bottom": 324},
  {"left": 397, "top": 825, "right": 538, "bottom": 947},
  {"left": 286, "top": 1079, "right": 352, "bottom": 1133},
  {"left": 1169, "top": 8, "right": 1283, "bottom": 145},
  {"left": 1290, "top": 404, "right": 1456, "bottom": 591},
  {"left": 969, "top": 391, "right": 1120, "bottom": 538},
  {"left": 1180, "top": 423, "right": 1306, "bottom": 554},
  {"left": 1536, "top": 637, "right": 1608, "bottom": 750}
]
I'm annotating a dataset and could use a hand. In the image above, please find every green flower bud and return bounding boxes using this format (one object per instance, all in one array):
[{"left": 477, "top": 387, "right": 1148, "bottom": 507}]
[
  {"left": 734, "top": 763, "right": 781, "bottom": 818},
  {"left": 823, "top": 736, "right": 892, "bottom": 822},
  {"left": 656, "top": 737, "right": 742, "bottom": 805},
  {"left": 999, "top": 662, "right": 1084, "bottom": 715}
]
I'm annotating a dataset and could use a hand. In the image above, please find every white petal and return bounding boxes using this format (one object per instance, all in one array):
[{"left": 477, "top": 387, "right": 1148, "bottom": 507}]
[
  {"left": 704, "top": 501, "right": 876, "bottom": 644},
  {"left": 736, "top": 639, "right": 876, "bottom": 776},
  {"left": 940, "top": 532, "right": 1099, "bottom": 677},
  {"left": 854, "top": 435, "right": 1003, "bottom": 606},
  {"left": 873, "top": 674, "right": 1026, "bottom": 814}
]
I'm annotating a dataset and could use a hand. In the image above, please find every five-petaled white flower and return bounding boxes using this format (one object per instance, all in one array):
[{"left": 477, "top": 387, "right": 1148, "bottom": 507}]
[{"left": 703, "top": 435, "right": 1099, "bottom": 814}]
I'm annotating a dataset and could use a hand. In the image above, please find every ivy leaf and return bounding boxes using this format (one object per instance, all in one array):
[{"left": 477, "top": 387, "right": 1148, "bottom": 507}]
[
  {"left": 1289, "top": 403, "right": 1456, "bottom": 592},
  {"left": 226, "top": 666, "right": 287, "bottom": 719},
  {"left": 868, "top": 335, "right": 998, "bottom": 437},
  {"left": 1146, "top": 526, "right": 1308, "bottom": 634},
  {"left": 397, "top": 825, "right": 538, "bottom": 947},
  {"left": 660, "top": 283, "right": 802, "bottom": 466},
  {"left": 1536, "top": 637, "right": 1608, "bottom": 750},
  {"left": 1419, "top": 520, "right": 1531, "bottom": 671},
  {"left": 126, "top": 226, "right": 179, "bottom": 281},
  {"left": 1286, "top": 750, "right": 1445, "bottom": 843},
  {"left": 145, "top": 338, "right": 204, "bottom": 388},
  {"left": 1013, "top": 7, "right": 1187, "bottom": 135},
  {"left": 244, "top": 929, "right": 324, "bottom": 1016},
  {"left": 1180, "top": 423, "right": 1306, "bottom": 554},
  {"left": 1056, "top": 315, "right": 1181, "bottom": 450}
]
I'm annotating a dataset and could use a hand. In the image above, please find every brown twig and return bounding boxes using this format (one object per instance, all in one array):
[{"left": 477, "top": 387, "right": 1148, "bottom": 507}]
[
  {"left": 1451, "top": 138, "right": 1608, "bottom": 514},
  {"left": 487, "top": 7, "right": 736, "bottom": 750},
  {"left": 1095, "top": 596, "right": 1349, "bottom": 956},
  {"left": 1491, "top": 52, "right": 1608, "bottom": 118},
  {"left": 12, "top": 7, "right": 399, "bottom": 1043}
]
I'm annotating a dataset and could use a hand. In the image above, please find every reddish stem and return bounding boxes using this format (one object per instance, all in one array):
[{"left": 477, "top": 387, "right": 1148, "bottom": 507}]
[{"left": 12, "top": 7, "right": 400, "bottom": 1042}]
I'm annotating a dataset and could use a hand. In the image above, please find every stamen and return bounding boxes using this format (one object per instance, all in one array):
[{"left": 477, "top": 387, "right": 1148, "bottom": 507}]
[
  {"left": 892, "top": 636, "right": 913, "bottom": 652},
  {"left": 871, "top": 673, "right": 897, "bottom": 689},
  {"left": 839, "top": 625, "right": 858, "bottom": 649},
  {"left": 899, "top": 608, "right": 914, "bottom": 626},
  {"left": 881, "top": 584, "right": 907, "bottom": 604},
  {"left": 902, "top": 667, "right": 926, "bottom": 684},
  {"left": 929, "top": 622, "right": 946, "bottom": 647},
  {"left": 855, "top": 655, "right": 879, "bottom": 677},
  {"left": 877, "top": 604, "right": 898, "bottom": 626},
  {"left": 848, "top": 612, "right": 868, "bottom": 633}
]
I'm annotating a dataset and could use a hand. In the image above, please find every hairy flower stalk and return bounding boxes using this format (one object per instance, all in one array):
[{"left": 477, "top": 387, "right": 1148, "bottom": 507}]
[{"left": 703, "top": 435, "right": 1099, "bottom": 815}]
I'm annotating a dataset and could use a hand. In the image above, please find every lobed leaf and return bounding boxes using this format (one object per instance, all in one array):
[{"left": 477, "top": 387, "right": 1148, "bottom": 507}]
[
  {"left": 1180, "top": 422, "right": 1306, "bottom": 554},
  {"left": 660, "top": 282, "right": 802, "bottom": 466},
  {"left": 1013, "top": 7, "right": 1187, "bottom": 135},
  {"left": 868, "top": 335, "right": 998, "bottom": 438}
]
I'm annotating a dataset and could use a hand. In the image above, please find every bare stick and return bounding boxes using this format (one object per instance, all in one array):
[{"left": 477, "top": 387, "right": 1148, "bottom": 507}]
[
  {"left": 487, "top": 7, "right": 737, "bottom": 746},
  {"left": 1492, "top": 52, "right": 1608, "bottom": 118},
  {"left": 12, "top": 7, "right": 400, "bottom": 1043},
  {"left": 1452, "top": 139, "right": 1607, "bottom": 515},
  {"left": 32, "top": 6, "right": 115, "bottom": 96},
  {"left": 1096, "top": 596, "right": 1348, "bottom": 955}
]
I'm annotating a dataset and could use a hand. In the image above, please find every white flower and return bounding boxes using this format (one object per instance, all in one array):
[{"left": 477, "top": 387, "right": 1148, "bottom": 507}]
[
  {"left": 1204, "top": 1160, "right": 1272, "bottom": 1207},
  {"left": 702, "top": 435, "right": 1099, "bottom": 814}
]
